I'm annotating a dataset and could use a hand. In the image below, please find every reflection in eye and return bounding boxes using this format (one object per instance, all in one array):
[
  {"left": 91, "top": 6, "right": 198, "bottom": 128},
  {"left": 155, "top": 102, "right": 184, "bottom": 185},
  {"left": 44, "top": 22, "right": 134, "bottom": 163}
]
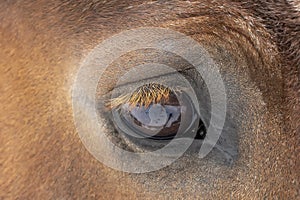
[{"left": 106, "top": 82, "right": 206, "bottom": 142}]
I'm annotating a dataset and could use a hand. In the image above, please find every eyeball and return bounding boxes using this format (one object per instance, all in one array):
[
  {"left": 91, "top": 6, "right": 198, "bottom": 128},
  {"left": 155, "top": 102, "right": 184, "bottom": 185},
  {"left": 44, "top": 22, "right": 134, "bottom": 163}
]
[{"left": 109, "top": 83, "right": 202, "bottom": 141}]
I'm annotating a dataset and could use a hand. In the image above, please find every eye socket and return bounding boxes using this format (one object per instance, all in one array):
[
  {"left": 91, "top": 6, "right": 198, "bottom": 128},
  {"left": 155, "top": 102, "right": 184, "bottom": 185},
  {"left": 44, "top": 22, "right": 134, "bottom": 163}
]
[
  {"left": 109, "top": 83, "right": 205, "bottom": 141},
  {"left": 93, "top": 54, "right": 212, "bottom": 152}
]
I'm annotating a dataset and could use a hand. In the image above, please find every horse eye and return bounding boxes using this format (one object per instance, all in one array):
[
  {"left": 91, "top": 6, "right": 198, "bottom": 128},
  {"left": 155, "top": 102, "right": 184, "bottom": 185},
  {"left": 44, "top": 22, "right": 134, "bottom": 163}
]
[{"left": 107, "top": 83, "right": 206, "bottom": 145}]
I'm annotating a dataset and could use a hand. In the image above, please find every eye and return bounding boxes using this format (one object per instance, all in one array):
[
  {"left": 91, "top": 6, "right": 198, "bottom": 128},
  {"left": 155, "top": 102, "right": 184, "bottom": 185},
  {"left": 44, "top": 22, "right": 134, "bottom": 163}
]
[
  {"left": 100, "top": 63, "right": 209, "bottom": 151},
  {"left": 108, "top": 83, "right": 206, "bottom": 143}
]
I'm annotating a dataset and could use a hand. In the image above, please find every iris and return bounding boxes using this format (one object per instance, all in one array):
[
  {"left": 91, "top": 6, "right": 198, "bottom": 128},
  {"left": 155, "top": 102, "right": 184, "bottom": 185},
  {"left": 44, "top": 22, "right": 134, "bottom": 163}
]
[{"left": 108, "top": 83, "right": 206, "bottom": 141}]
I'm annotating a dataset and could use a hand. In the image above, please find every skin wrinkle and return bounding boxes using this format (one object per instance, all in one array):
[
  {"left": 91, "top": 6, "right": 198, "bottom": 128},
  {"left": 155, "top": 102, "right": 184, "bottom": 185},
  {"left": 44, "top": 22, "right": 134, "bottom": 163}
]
[
  {"left": 0, "top": 0, "right": 299, "bottom": 199},
  {"left": 161, "top": 16, "right": 283, "bottom": 114}
]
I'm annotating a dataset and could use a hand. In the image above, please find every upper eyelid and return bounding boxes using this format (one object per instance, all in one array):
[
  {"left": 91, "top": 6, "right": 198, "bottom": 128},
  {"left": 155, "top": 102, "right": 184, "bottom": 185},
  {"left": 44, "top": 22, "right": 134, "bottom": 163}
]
[{"left": 104, "top": 66, "right": 195, "bottom": 96}]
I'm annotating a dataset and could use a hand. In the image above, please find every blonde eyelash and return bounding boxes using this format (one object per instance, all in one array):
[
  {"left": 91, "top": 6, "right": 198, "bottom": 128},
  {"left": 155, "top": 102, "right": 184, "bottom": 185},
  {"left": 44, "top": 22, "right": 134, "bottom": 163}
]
[{"left": 105, "top": 83, "right": 181, "bottom": 110}]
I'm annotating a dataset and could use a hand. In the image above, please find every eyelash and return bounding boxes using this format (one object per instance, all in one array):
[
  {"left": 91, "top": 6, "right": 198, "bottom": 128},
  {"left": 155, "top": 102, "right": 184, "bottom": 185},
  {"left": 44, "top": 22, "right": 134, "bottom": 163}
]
[{"left": 105, "top": 83, "right": 186, "bottom": 111}]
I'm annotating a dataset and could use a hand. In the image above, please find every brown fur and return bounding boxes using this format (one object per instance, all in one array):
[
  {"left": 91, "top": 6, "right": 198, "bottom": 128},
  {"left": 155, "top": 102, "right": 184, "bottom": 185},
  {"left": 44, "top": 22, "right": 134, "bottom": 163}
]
[{"left": 0, "top": 0, "right": 299, "bottom": 199}]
